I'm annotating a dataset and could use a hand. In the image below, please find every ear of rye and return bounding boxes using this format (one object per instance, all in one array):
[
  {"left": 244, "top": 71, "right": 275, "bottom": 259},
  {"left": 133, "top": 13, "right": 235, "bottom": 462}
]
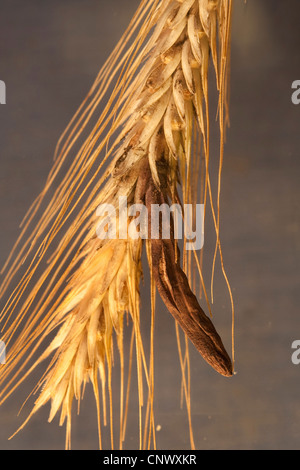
[{"left": 0, "top": 0, "right": 234, "bottom": 450}]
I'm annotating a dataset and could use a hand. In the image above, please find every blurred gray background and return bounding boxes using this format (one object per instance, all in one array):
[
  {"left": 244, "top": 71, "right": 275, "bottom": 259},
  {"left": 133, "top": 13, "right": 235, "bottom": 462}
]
[{"left": 0, "top": 0, "right": 299, "bottom": 450}]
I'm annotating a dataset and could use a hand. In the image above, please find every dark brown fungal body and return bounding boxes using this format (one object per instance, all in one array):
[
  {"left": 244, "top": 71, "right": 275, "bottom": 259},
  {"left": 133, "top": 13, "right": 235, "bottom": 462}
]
[{"left": 135, "top": 161, "right": 232, "bottom": 377}]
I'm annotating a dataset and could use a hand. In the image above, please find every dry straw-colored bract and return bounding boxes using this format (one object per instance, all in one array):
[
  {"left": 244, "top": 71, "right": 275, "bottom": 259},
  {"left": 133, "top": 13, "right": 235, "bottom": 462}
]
[{"left": 0, "top": 0, "right": 234, "bottom": 449}]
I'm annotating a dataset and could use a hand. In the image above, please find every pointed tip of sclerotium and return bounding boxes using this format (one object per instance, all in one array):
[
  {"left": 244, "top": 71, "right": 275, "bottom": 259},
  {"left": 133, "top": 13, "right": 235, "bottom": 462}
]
[{"left": 217, "top": 364, "right": 233, "bottom": 377}]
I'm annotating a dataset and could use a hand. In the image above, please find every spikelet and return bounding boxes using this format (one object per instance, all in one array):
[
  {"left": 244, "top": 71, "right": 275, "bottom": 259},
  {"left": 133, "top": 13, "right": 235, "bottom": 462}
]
[{"left": 0, "top": 0, "right": 234, "bottom": 449}]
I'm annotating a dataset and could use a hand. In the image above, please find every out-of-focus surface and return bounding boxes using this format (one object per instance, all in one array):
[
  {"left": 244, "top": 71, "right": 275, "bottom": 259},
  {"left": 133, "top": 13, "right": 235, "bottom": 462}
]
[{"left": 0, "top": 0, "right": 299, "bottom": 450}]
